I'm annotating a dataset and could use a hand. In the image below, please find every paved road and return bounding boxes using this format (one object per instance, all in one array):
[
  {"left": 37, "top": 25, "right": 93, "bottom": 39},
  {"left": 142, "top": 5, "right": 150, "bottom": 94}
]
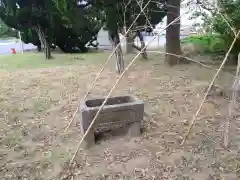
[
  {"left": 0, "top": 35, "right": 169, "bottom": 55},
  {"left": 0, "top": 41, "right": 36, "bottom": 54}
]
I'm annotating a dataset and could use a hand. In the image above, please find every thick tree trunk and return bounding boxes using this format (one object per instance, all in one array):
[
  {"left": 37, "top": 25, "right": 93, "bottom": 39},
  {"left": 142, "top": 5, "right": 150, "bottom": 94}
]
[
  {"left": 165, "top": 0, "right": 181, "bottom": 66},
  {"left": 122, "top": 26, "right": 134, "bottom": 54},
  {"left": 109, "top": 32, "right": 124, "bottom": 74}
]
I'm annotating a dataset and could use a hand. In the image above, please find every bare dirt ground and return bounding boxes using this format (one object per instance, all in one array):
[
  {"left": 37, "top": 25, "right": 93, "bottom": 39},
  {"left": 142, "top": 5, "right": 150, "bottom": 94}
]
[{"left": 0, "top": 52, "right": 240, "bottom": 180}]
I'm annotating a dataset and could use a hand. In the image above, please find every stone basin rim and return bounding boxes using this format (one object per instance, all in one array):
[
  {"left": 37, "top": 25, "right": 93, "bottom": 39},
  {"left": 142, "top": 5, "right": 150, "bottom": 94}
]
[{"left": 80, "top": 95, "right": 144, "bottom": 110}]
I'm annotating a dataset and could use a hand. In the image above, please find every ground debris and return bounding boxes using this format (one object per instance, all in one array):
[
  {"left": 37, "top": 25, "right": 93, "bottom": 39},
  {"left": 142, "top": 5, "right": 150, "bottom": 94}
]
[{"left": 0, "top": 53, "right": 237, "bottom": 180}]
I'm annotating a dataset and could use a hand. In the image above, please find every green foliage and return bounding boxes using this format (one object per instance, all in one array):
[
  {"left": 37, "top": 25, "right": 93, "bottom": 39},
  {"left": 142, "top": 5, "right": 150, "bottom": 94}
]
[
  {"left": 4, "top": 131, "right": 22, "bottom": 148},
  {"left": 103, "top": 0, "right": 167, "bottom": 32},
  {"left": 211, "top": 0, "right": 240, "bottom": 58},
  {"left": 0, "top": 52, "right": 107, "bottom": 70},
  {"left": 56, "top": 0, "right": 68, "bottom": 14},
  {"left": 181, "top": 34, "right": 226, "bottom": 54},
  {"left": 0, "top": 0, "right": 167, "bottom": 54},
  {"left": 0, "top": 18, "right": 17, "bottom": 38},
  {"left": 0, "top": 0, "right": 103, "bottom": 53},
  {"left": 194, "top": 0, "right": 240, "bottom": 59},
  {"left": 21, "top": 29, "right": 41, "bottom": 48}
]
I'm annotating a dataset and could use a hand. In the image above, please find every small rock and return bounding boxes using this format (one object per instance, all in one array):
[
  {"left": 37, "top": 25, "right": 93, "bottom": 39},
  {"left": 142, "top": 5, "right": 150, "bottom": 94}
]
[
  {"left": 192, "top": 168, "right": 197, "bottom": 172},
  {"left": 182, "top": 120, "right": 188, "bottom": 125},
  {"left": 219, "top": 166, "right": 224, "bottom": 172}
]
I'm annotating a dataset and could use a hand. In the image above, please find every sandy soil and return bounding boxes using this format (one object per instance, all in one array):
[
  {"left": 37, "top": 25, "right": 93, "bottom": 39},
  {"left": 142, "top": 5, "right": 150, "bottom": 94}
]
[{"left": 0, "top": 53, "right": 240, "bottom": 180}]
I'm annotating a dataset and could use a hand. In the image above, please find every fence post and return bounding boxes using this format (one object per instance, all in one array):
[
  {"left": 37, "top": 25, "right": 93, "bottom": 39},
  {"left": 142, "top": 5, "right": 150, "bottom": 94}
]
[{"left": 18, "top": 31, "right": 24, "bottom": 54}]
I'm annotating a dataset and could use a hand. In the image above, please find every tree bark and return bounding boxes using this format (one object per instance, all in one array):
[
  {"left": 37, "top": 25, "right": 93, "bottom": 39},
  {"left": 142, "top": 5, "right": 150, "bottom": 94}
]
[
  {"left": 44, "top": 38, "right": 51, "bottom": 59},
  {"left": 126, "top": 35, "right": 134, "bottom": 54},
  {"left": 137, "top": 30, "right": 147, "bottom": 59},
  {"left": 109, "top": 32, "right": 124, "bottom": 74},
  {"left": 122, "top": 26, "right": 134, "bottom": 54},
  {"left": 35, "top": 24, "right": 52, "bottom": 59},
  {"left": 165, "top": 0, "right": 181, "bottom": 66},
  {"left": 35, "top": 25, "right": 44, "bottom": 49},
  {"left": 132, "top": 30, "right": 147, "bottom": 59},
  {"left": 104, "top": 0, "right": 124, "bottom": 73},
  {"left": 37, "top": 45, "right": 41, "bottom": 52}
]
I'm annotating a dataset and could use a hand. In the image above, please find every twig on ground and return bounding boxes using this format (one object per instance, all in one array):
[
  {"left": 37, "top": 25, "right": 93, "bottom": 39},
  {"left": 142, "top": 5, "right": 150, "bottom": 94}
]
[
  {"left": 199, "top": 132, "right": 220, "bottom": 144},
  {"left": 3, "top": 108, "right": 8, "bottom": 123},
  {"left": 144, "top": 131, "right": 163, "bottom": 138},
  {"left": 181, "top": 30, "right": 240, "bottom": 145},
  {"left": 234, "top": 168, "right": 240, "bottom": 173},
  {"left": 146, "top": 51, "right": 212, "bottom": 68}
]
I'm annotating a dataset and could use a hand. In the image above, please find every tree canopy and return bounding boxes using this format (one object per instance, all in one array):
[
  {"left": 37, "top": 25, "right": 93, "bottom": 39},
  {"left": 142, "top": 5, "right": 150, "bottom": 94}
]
[
  {"left": 0, "top": 17, "right": 17, "bottom": 38},
  {"left": 212, "top": 0, "right": 240, "bottom": 55},
  {"left": 192, "top": 0, "right": 240, "bottom": 62},
  {"left": 0, "top": 0, "right": 167, "bottom": 64},
  {"left": 54, "top": 0, "right": 167, "bottom": 72},
  {"left": 0, "top": 0, "right": 104, "bottom": 58}
]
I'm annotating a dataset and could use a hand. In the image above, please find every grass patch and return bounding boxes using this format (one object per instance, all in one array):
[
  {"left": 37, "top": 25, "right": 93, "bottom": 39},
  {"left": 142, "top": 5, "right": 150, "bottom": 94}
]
[
  {"left": 33, "top": 99, "right": 52, "bottom": 113},
  {"left": 0, "top": 51, "right": 109, "bottom": 70},
  {"left": 0, "top": 37, "right": 18, "bottom": 41},
  {"left": 4, "top": 132, "right": 22, "bottom": 148}
]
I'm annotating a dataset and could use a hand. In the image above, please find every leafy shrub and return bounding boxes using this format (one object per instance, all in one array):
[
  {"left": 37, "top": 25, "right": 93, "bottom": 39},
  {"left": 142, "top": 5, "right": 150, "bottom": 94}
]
[{"left": 181, "top": 34, "right": 226, "bottom": 54}]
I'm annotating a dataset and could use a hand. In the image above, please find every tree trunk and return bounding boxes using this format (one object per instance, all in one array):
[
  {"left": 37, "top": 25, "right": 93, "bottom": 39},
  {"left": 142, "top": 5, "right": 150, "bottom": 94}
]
[
  {"left": 137, "top": 30, "right": 147, "bottom": 59},
  {"left": 133, "top": 30, "right": 147, "bottom": 59},
  {"left": 126, "top": 35, "right": 134, "bottom": 54},
  {"left": 109, "top": 32, "right": 124, "bottom": 74},
  {"left": 115, "top": 45, "right": 124, "bottom": 74},
  {"left": 115, "top": 34, "right": 124, "bottom": 74},
  {"left": 35, "top": 25, "right": 44, "bottom": 49},
  {"left": 37, "top": 45, "right": 41, "bottom": 52},
  {"left": 165, "top": 0, "right": 181, "bottom": 66},
  {"left": 123, "top": 26, "right": 134, "bottom": 54},
  {"left": 44, "top": 39, "right": 51, "bottom": 59},
  {"left": 35, "top": 24, "right": 52, "bottom": 59}
]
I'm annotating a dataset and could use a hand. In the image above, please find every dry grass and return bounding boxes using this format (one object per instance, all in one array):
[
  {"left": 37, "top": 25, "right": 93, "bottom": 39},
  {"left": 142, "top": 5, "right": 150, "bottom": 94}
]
[{"left": 0, "top": 52, "right": 239, "bottom": 180}]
